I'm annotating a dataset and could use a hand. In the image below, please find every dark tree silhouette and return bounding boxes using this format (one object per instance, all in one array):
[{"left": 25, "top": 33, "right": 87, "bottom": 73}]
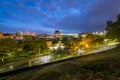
[{"left": 106, "top": 14, "right": 120, "bottom": 41}]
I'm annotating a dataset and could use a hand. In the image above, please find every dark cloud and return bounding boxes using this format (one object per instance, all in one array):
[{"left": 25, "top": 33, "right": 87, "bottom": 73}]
[
  {"left": 88, "top": 0, "right": 120, "bottom": 20},
  {"left": 54, "top": 0, "right": 120, "bottom": 33}
]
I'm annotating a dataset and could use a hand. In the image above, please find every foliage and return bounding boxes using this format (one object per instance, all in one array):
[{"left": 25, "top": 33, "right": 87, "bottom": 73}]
[
  {"left": 22, "top": 38, "right": 48, "bottom": 53},
  {"left": 63, "top": 34, "right": 104, "bottom": 53},
  {"left": 61, "top": 36, "right": 68, "bottom": 45},
  {"left": 106, "top": 14, "right": 120, "bottom": 41},
  {"left": 63, "top": 40, "right": 77, "bottom": 52},
  {"left": 81, "top": 34, "right": 104, "bottom": 49},
  {"left": 52, "top": 48, "right": 67, "bottom": 59},
  {"left": 0, "top": 38, "right": 48, "bottom": 61},
  {"left": 23, "top": 44, "right": 33, "bottom": 52},
  {"left": 38, "top": 38, "right": 47, "bottom": 53},
  {"left": 52, "top": 38, "right": 59, "bottom": 45},
  {"left": 42, "top": 49, "right": 51, "bottom": 54}
]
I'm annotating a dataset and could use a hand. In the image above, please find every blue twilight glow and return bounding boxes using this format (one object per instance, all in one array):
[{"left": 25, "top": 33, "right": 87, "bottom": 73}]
[{"left": 0, "top": 0, "right": 120, "bottom": 33}]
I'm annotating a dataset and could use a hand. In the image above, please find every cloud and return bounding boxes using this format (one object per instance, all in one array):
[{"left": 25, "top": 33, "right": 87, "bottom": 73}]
[
  {"left": 87, "top": 0, "right": 120, "bottom": 20},
  {"left": 0, "top": 0, "right": 120, "bottom": 33}
]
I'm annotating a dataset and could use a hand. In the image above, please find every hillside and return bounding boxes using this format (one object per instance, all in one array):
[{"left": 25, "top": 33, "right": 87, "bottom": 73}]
[{"left": 1, "top": 46, "right": 120, "bottom": 80}]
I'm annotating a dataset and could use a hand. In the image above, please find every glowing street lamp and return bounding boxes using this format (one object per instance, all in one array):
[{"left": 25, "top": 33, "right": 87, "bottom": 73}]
[
  {"left": 85, "top": 44, "right": 89, "bottom": 48},
  {"left": 54, "top": 46, "right": 59, "bottom": 50}
]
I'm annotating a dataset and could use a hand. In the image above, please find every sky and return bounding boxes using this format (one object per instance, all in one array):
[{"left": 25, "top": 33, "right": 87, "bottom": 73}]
[{"left": 0, "top": 0, "right": 120, "bottom": 34}]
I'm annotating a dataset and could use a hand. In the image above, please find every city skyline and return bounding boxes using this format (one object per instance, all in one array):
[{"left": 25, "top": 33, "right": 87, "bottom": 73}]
[{"left": 0, "top": 0, "right": 120, "bottom": 33}]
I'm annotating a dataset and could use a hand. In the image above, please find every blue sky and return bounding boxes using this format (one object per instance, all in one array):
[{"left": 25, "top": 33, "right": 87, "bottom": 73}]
[{"left": 0, "top": 0, "right": 120, "bottom": 33}]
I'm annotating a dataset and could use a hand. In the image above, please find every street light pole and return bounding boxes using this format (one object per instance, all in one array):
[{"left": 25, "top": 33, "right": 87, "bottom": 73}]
[
  {"left": 2, "top": 56, "right": 4, "bottom": 62},
  {"left": 39, "top": 48, "right": 41, "bottom": 54}
]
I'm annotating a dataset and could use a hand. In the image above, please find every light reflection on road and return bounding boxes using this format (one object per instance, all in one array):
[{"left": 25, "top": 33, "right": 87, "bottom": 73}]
[{"left": 40, "top": 55, "right": 52, "bottom": 63}]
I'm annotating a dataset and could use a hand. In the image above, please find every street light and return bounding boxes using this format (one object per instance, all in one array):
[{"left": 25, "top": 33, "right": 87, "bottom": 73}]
[
  {"left": 60, "top": 46, "right": 65, "bottom": 49},
  {"left": 54, "top": 46, "right": 59, "bottom": 50},
  {"left": 85, "top": 44, "right": 89, "bottom": 48},
  {"left": 49, "top": 47, "right": 54, "bottom": 51}
]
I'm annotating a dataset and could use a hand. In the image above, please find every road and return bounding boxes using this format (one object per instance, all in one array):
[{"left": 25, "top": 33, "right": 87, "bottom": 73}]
[
  {"left": 0, "top": 44, "right": 117, "bottom": 74},
  {"left": 86, "top": 44, "right": 117, "bottom": 54}
]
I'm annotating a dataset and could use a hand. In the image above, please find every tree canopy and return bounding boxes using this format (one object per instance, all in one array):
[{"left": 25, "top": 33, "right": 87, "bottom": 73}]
[{"left": 106, "top": 14, "right": 120, "bottom": 41}]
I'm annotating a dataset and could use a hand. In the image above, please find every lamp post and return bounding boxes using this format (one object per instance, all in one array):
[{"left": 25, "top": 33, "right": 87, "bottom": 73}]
[
  {"left": 39, "top": 48, "right": 41, "bottom": 54},
  {"left": 2, "top": 57, "right": 4, "bottom": 62}
]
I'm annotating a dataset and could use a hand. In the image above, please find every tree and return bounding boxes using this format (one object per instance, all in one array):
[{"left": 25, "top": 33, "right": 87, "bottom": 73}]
[
  {"left": 52, "top": 38, "right": 59, "bottom": 45},
  {"left": 80, "top": 34, "right": 104, "bottom": 49},
  {"left": 23, "top": 44, "right": 33, "bottom": 52},
  {"left": 36, "top": 38, "right": 47, "bottom": 53},
  {"left": 116, "top": 14, "right": 120, "bottom": 24},
  {"left": 23, "top": 38, "right": 47, "bottom": 54},
  {"left": 106, "top": 21, "right": 113, "bottom": 31},
  {"left": 61, "top": 36, "right": 69, "bottom": 45},
  {"left": 106, "top": 14, "right": 120, "bottom": 41}
]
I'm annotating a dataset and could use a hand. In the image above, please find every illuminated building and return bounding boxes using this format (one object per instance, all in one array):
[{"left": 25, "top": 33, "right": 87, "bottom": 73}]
[
  {"left": 92, "top": 31, "right": 106, "bottom": 37},
  {"left": 46, "top": 40, "right": 52, "bottom": 47},
  {"left": 2, "top": 33, "right": 14, "bottom": 39},
  {"left": 19, "top": 31, "right": 36, "bottom": 36},
  {"left": 37, "top": 34, "right": 51, "bottom": 38},
  {"left": 0, "top": 32, "right": 3, "bottom": 38},
  {"left": 53, "top": 30, "right": 78, "bottom": 38},
  {"left": 78, "top": 32, "right": 90, "bottom": 38},
  {"left": 60, "top": 33, "right": 78, "bottom": 38}
]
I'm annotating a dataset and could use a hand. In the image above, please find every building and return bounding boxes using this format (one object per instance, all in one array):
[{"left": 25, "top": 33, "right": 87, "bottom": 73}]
[
  {"left": 53, "top": 30, "right": 61, "bottom": 38},
  {"left": 0, "top": 32, "right": 3, "bottom": 38},
  {"left": 92, "top": 31, "right": 106, "bottom": 37},
  {"left": 0, "top": 32, "right": 24, "bottom": 39},
  {"left": 46, "top": 40, "right": 52, "bottom": 47},
  {"left": 60, "top": 33, "right": 78, "bottom": 38},
  {"left": 53, "top": 30, "right": 79, "bottom": 38},
  {"left": 2, "top": 33, "right": 14, "bottom": 39},
  {"left": 37, "top": 34, "right": 52, "bottom": 38},
  {"left": 78, "top": 32, "right": 90, "bottom": 38},
  {"left": 18, "top": 31, "right": 36, "bottom": 36}
]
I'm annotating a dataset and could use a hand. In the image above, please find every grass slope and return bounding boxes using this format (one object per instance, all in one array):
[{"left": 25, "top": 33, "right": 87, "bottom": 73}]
[{"left": 2, "top": 46, "right": 120, "bottom": 80}]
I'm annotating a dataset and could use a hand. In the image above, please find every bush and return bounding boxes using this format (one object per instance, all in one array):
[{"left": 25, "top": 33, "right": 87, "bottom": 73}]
[{"left": 52, "top": 48, "right": 67, "bottom": 59}]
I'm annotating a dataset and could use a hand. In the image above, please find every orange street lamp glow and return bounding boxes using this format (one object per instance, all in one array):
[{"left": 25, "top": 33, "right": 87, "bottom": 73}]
[{"left": 85, "top": 44, "right": 89, "bottom": 48}]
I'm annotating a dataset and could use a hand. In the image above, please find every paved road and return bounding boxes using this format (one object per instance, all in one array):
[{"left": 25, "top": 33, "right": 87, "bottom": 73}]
[{"left": 0, "top": 44, "right": 117, "bottom": 74}]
